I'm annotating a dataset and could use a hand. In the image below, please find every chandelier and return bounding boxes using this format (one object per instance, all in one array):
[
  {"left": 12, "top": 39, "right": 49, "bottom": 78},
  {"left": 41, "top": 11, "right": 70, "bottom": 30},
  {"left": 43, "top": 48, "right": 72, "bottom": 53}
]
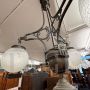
[
  {"left": 1, "top": 0, "right": 73, "bottom": 73},
  {"left": 1, "top": 45, "right": 29, "bottom": 73},
  {"left": 2, "top": 0, "right": 90, "bottom": 73},
  {"left": 18, "top": 0, "right": 73, "bottom": 47},
  {"left": 18, "top": 0, "right": 73, "bottom": 74}
]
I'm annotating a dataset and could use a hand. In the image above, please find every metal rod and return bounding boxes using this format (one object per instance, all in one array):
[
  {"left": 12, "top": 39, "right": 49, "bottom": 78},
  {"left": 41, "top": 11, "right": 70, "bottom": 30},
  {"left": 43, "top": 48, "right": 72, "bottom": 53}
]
[
  {"left": 54, "top": 0, "right": 66, "bottom": 18},
  {"left": 46, "top": 9, "right": 55, "bottom": 48},
  {"left": 57, "top": 0, "right": 73, "bottom": 42}
]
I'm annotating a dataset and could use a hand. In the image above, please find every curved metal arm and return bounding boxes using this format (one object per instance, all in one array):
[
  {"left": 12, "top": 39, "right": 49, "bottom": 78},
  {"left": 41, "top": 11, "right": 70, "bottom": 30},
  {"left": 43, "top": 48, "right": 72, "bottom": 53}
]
[
  {"left": 18, "top": 0, "right": 73, "bottom": 52},
  {"left": 18, "top": 36, "right": 47, "bottom": 52}
]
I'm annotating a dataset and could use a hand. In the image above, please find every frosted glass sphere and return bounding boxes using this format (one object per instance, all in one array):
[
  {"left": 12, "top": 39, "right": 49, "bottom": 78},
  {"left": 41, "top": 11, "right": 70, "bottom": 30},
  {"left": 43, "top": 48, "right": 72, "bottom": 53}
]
[
  {"left": 1, "top": 47, "right": 29, "bottom": 73},
  {"left": 79, "top": 0, "right": 90, "bottom": 26},
  {"left": 68, "top": 49, "right": 82, "bottom": 69}
]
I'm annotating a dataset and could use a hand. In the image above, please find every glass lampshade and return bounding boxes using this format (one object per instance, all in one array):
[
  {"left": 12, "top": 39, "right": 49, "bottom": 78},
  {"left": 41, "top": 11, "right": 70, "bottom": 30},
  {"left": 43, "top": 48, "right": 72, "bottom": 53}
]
[
  {"left": 1, "top": 46, "right": 29, "bottom": 73},
  {"left": 68, "top": 49, "right": 82, "bottom": 69},
  {"left": 79, "top": 0, "right": 90, "bottom": 26}
]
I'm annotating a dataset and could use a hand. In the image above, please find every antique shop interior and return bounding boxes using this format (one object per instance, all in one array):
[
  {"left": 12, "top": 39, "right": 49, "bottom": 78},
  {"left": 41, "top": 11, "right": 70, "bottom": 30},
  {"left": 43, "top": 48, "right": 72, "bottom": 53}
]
[{"left": 0, "top": 0, "right": 90, "bottom": 90}]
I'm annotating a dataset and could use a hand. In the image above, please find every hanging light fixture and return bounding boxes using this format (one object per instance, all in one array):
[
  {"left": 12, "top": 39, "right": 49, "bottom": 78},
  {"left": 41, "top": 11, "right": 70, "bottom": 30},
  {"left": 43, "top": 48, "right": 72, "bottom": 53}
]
[
  {"left": 1, "top": 0, "right": 77, "bottom": 89},
  {"left": 1, "top": 45, "right": 29, "bottom": 73},
  {"left": 79, "top": 0, "right": 90, "bottom": 26},
  {"left": 18, "top": 0, "right": 73, "bottom": 76},
  {"left": 2, "top": 0, "right": 89, "bottom": 74},
  {"left": 68, "top": 49, "right": 82, "bottom": 69},
  {"left": 1, "top": 0, "right": 73, "bottom": 75}
]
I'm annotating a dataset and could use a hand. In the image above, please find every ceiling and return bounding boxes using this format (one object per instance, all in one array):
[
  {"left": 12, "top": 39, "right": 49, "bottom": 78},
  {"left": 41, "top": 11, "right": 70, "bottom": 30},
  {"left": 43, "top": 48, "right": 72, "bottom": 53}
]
[{"left": 0, "top": 0, "right": 85, "bottom": 62}]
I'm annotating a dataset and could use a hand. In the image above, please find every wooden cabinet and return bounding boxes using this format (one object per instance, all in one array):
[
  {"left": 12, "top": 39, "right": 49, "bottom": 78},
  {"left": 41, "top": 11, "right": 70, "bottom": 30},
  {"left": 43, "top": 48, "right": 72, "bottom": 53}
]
[{"left": 0, "top": 71, "right": 4, "bottom": 90}]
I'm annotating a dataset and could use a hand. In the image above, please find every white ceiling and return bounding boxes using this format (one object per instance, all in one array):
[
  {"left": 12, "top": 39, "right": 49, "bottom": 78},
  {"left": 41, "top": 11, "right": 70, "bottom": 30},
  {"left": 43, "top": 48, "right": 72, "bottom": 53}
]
[
  {"left": 0, "top": 0, "right": 85, "bottom": 62},
  {"left": 56, "top": 0, "right": 85, "bottom": 31},
  {"left": 69, "top": 27, "right": 90, "bottom": 49}
]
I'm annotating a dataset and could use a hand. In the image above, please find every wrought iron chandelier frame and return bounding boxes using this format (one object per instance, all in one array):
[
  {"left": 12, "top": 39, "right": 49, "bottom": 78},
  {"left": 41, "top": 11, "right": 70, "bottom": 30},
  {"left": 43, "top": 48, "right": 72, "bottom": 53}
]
[{"left": 18, "top": 0, "right": 73, "bottom": 51}]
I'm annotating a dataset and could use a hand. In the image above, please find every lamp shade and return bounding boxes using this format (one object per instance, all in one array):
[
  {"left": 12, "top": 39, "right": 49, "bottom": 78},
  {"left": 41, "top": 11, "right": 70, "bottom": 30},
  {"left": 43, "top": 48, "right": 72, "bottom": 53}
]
[
  {"left": 1, "top": 47, "right": 29, "bottom": 73},
  {"left": 79, "top": 0, "right": 90, "bottom": 26},
  {"left": 68, "top": 49, "right": 82, "bottom": 69}
]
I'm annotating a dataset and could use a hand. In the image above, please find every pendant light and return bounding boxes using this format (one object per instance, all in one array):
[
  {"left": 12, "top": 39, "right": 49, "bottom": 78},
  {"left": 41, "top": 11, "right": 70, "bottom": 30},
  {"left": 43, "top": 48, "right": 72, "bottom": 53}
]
[
  {"left": 68, "top": 49, "right": 82, "bottom": 69},
  {"left": 1, "top": 45, "right": 29, "bottom": 73},
  {"left": 1, "top": 0, "right": 73, "bottom": 73}
]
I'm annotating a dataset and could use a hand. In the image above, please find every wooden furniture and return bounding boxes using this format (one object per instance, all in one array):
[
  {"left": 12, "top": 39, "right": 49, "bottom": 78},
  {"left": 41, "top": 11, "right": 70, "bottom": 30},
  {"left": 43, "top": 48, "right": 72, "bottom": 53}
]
[
  {"left": 21, "top": 74, "right": 59, "bottom": 90},
  {"left": 0, "top": 71, "right": 20, "bottom": 90},
  {"left": 0, "top": 71, "right": 4, "bottom": 89},
  {"left": 21, "top": 71, "right": 74, "bottom": 90},
  {"left": 21, "top": 73, "right": 32, "bottom": 90},
  {"left": 45, "top": 77, "right": 60, "bottom": 90},
  {"left": 21, "top": 72, "right": 48, "bottom": 90}
]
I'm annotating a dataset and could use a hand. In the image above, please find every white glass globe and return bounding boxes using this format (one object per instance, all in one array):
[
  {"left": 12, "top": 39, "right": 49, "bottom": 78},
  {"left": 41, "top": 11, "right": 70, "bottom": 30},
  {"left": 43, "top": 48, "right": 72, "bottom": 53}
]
[
  {"left": 68, "top": 49, "right": 82, "bottom": 69},
  {"left": 1, "top": 47, "right": 29, "bottom": 73},
  {"left": 79, "top": 0, "right": 90, "bottom": 26}
]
